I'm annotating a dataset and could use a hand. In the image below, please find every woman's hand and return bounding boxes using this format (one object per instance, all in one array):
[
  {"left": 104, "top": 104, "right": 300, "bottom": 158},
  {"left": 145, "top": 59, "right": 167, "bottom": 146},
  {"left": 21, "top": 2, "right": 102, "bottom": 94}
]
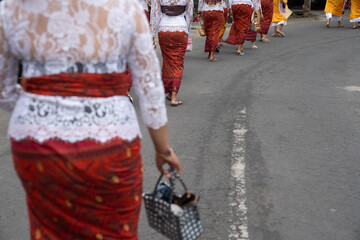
[
  {"left": 148, "top": 125, "right": 182, "bottom": 177},
  {"left": 156, "top": 148, "right": 182, "bottom": 178}
]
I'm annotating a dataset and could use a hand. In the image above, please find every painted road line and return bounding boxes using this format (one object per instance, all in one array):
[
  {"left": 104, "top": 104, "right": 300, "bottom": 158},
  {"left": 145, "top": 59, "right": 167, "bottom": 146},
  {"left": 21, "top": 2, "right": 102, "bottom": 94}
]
[
  {"left": 228, "top": 108, "right": 249, "bottom": 240},
  {"left": 341, "top": 86, "right": 360, "bottom": 92}
]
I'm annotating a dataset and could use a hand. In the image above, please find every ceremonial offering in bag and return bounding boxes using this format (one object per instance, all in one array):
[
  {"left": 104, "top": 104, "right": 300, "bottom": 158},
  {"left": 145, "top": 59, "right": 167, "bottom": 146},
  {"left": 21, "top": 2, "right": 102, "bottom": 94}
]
[
  {"left": 249, "top": 11, "right": 261, "bottom": 32},
  {"left": 143, "top": 170, "right": 203, "bottom": 240}
]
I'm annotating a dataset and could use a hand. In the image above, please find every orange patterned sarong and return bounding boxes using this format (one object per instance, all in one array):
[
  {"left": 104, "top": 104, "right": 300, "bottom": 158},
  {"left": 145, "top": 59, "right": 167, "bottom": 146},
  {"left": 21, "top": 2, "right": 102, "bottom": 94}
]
[
  {"left": 225, "top": 4, "right": 253, "bottom": 45},
  {"left": 158, "top": 31, "right": 188, "bottom": 94},
  {"left": 260, "top": 0, "right": 274, "bottom": 34},
  {"left": 203, "top": 10, "right": 224, "bottom": 52}
]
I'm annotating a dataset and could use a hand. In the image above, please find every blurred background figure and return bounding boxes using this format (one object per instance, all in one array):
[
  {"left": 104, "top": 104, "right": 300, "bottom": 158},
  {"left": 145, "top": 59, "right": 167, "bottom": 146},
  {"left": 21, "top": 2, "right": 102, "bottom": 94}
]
[
  {"left": 225, "top": 0, "right": 255, "bottom": 56},
  {"left": 349, "top": 0, "right": 360, "bottom": 29},
  {"left": 324, "top": 0, "right": 347, "bottom": 28},
  {"left": 260, "top": 0, "right": 273, "bottom": 42},
  {"left": 198, "top": 0, "right": 229, "bottom": 61},
  {"left": 271, "top": 0, "right": 289, "bottom": 37},
  {"left": 151, "top": 0, "right": 194, "bottom": 107}
]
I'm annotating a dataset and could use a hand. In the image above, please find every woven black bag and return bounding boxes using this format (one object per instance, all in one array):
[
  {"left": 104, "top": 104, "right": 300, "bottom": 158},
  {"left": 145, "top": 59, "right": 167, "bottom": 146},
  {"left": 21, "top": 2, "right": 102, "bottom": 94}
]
[{"left": 143, "top": 170, "right": 203, "bottom": 240}]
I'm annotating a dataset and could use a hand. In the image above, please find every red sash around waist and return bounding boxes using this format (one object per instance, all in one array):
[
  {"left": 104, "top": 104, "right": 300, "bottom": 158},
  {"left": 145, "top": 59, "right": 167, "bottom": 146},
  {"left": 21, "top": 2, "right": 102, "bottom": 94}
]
[{"left": 22, "top": 72, "right": 131, "bottom": 97}]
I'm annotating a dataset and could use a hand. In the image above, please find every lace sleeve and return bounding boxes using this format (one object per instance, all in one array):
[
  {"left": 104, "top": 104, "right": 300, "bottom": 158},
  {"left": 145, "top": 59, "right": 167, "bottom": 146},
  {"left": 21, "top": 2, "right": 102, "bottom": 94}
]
[
  {"left": 150, "top": 0, "right": 161, "bottom": 37},
  {"left": 185, "top": 0, "right": 194, "bottom": 33},
  {"left": 0, "top": 5, "right": 20, "bottom": 116},
  {"left": 198, "top": 0, "right": 204, "bottom": 11},
  {"left": 224, "top": 0, "right": 231, "bottom": 9},
  {"left": 128, "top": 4, "right": 168, "bottom": 130}
]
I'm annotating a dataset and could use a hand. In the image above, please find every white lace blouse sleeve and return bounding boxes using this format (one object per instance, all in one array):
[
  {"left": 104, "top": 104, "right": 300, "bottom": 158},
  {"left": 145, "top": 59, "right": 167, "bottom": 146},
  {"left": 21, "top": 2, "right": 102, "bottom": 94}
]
[
  {"left": 224, "top": 0, "right": 231, "bottom": 9},
  {"left": 198, "top": 0, "right": 204, "bottom": 11},
  {"left": 185, "top": 0, "right": 194, "bottom": 33},
  {"left": 150, "top": 0, "right": 161, "bottom": 37},
  {"left": 128, "top": 5, "right": 168, "bottom": 130},
  {"left": 253, "top": 0, "right": 260, "bottom": 10},
  {"left": 0, "top": 6, "right": 20, "bottom": 116}
]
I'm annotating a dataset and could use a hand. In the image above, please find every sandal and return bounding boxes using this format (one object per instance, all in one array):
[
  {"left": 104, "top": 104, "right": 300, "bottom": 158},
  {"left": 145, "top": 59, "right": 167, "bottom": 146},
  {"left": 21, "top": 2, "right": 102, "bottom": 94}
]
[
  {"left": 326, "top": 24, "right": 330, "bottom": 28},
  {"left": 209, "top": 58, "right": 218, "bottom": 62},
  {"left": 337, "top": 25, "right": 344, "bottom": 28},
  {"left": 261, "top": 38, "right": 270, "bottom": 42},
  {"left": 165, "top": 94, "right": 171, "bottom": 101},
  {"left": 277, "top": 30, "right": 285, "bottom": 37},
  {"left": 272, "top": 32, "right": 280, "bottom": 37},
  {"left": 171, "top": 100, "right": 183, "bottom": 107},
  {"left": 237, "top": 51, "right": 245, "bottom": 56}
]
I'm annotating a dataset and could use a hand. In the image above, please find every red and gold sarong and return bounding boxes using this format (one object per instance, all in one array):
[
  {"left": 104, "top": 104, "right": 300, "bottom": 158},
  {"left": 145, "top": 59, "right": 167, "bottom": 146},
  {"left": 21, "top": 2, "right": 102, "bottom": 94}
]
[
  {"left": 225, "top": 4, "right": 253, "bottom": 45},
  {"left": 260, "top": 0, "right": 274, "bottom": 34},
  {"left": 219, "top": 8, "right": 229, "bottom": 42},
  {"left": 203, "top": 10, "right": 224, "bottom": 52},
  {"left": 158, "top": 31, "right": 188, "bottom": 94},
  {"left": 15, "top": 73, "right": 142, "bottom": 240},
  {"left": 245, "top": 31, "right": 257, "bottom": 42}
]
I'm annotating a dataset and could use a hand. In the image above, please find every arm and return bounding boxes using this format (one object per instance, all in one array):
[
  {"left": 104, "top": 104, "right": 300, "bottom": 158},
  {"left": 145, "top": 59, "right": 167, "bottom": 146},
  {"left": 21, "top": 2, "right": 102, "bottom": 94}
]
[
  {"left": 128, "top": 5, "right": 182, "bottom": 176},
  {"left": 150, "top": 0, "right": 161, "bottom": 38},
  {"left": 185, "top": 0, "right": 194, "bottom": 34},
  {"left": 0, "top": 5, "right": 20, "bottom": 116},
  {"left": 198, "top": 0, "right": 204, "bottom": 12},
  {"left": 224, "top": 0, "right": 231, "bottom": 9}
]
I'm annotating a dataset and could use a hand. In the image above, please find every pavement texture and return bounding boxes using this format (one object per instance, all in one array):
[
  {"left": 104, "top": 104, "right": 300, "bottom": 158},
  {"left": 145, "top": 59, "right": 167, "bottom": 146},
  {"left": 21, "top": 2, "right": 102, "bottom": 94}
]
[{"left": 1, "top": 11, "right": 360, "bottom": 240}]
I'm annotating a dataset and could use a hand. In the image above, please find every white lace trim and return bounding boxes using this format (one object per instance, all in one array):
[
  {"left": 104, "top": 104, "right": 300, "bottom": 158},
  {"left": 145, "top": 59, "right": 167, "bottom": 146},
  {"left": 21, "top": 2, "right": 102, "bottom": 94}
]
[
  {"left": 231, "top": 0, "right": 254, "bottom": 7},
  {"left": 140, "top": 0, "right": 149, "bottom": 11},
  {"left": 150, "top": 0, "right": 193, "bottom": 36},
  {"left": 22, "top": 58, "right": 127, "bottom": 78},
  {"left": 159, "top": 25, "right": 189, "bottom": 33},
  {"left": 271, "top": 20, "right": 287, "bottom": 26},
  {"left": 8, "top": 92, "right": 143, "bottom": 143},
  {"left": 350, "top": 17, "right": 360, "bottom": 22},
  {"left": 201, "top": 4, "right": 224, "bottom": 12}
]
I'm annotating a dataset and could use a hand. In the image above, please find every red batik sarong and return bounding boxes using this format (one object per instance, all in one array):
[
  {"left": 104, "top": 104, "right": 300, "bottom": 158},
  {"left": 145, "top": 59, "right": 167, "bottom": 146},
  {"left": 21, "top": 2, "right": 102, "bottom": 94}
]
[
  {"left": 245, "top": 31, "right": 257, "bottom": 42},
  {"left": 219, "top": 8, "right": 229, "bottom": 42},
  {"left": 225, "top": 4, "right": 253, "bottom": 45},
  {"left": 158, "top": 31, "right": 188, "bottom": 94},
  {"left": 260, "top": 0, "right": 274, "bottom": 35},
  {"left": 125, "top": 67, "right": 132, "bottom": 92},
  {"left": 15, "top": 73, "right": 142, "bottom": 240},
  {"left": 203, "top": 10, "right": 224, "bottom": 52}
]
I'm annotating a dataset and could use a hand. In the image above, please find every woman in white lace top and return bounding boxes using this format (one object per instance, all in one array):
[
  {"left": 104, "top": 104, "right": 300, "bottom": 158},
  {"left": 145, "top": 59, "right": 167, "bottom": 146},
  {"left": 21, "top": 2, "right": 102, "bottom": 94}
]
[
  {"left": 0, "top": 0, "right": 181, "bottom": 239},
  {"left": 151, "top": 0, "right": 193, "bottom": 106},
  {"left": 225, "top": 0, "right": 260, "bottom": 55},
  {"left": 198, "top": 0, "right": 230, "bottom": 61},
  {"left": 140, "top": 0, "right": 151, "bottom": 20}
]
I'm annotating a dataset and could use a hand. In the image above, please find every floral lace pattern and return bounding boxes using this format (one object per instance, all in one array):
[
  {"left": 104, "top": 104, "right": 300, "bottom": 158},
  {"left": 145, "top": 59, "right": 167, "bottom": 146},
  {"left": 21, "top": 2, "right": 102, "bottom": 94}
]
[
  {"left": 151, "top": 0, "right": 194, "bottom": 36},
  {"left": 0, "top": 0, "right": 168, "bottom": 143},
  {"left": 199, "top": 0, "right": 230, "bottom": 11},
  {"left": 9, "top": 92, "right": 141, "bottom": 143}
]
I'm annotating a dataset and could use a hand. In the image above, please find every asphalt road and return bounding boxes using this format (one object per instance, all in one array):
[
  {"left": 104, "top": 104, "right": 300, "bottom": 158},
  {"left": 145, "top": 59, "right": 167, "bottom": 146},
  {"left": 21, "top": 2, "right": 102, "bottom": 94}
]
[{"left": 1, "top": 17, "right": 360, "bottom": 240}]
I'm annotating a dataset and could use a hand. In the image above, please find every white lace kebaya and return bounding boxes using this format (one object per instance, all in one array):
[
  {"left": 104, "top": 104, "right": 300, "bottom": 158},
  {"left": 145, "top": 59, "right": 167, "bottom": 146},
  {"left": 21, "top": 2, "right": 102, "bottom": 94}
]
[
  {"left": 140, "top": 0, "right": 150, "bottom": 11},
  {"left": 0, "top": 0, "right": 168, "bottom": 144},
  {"left": 150, "top": 0, "right": 194, "bottom": 36},
  {"left": 198, "top": 0, "right": 230, "bottom": 12}
]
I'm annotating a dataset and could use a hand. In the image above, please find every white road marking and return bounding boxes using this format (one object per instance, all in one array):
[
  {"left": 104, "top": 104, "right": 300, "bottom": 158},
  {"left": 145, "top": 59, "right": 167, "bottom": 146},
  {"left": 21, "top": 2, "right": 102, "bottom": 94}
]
[
  {"left": 341, "top": 86, "right": 360, "bottom": 92},
  {"left": 228, "top": 108, "right": 249, "bottom": 240}
]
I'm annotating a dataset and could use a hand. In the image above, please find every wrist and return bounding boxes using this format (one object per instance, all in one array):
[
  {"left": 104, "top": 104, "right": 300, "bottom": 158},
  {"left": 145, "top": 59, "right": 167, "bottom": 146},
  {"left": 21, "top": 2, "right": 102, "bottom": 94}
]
[{"left": 156, "top": 147, "right": 172, "bottom": 157}]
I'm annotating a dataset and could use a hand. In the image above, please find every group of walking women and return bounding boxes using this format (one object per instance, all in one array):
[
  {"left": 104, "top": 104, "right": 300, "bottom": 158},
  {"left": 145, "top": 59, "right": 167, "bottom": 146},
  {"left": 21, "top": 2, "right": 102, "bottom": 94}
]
[
  {"left": 324, "top": 0, "right": 360, "bottom": 29},
  {"left": 146, "top": 0, "right": 289, "bottom": 107}
]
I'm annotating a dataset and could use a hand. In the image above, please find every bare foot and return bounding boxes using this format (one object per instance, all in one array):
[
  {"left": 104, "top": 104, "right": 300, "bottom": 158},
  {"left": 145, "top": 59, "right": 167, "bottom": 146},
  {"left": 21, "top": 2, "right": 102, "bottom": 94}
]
[{"left": 251, "top": 43, "right": 258, "bottom": 49}]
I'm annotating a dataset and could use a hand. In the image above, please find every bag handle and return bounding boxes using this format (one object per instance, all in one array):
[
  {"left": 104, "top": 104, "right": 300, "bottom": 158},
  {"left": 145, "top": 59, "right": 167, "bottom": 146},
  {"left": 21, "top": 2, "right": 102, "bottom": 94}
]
[{"left": 152, "top": 169, "right": 188, "bottom": 196}]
